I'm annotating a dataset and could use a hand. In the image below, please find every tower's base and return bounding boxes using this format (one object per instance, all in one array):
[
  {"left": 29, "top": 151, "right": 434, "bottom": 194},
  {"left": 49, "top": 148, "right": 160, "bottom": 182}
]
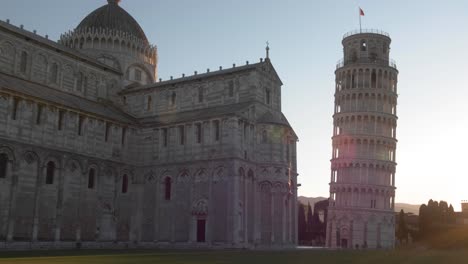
[{"left": 326, "top": 209, "right": 395, "bottom": 249}]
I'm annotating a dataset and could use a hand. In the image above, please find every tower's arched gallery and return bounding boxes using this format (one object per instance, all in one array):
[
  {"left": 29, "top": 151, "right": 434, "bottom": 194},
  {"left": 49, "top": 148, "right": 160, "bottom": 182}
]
[
  {"left": 326, "top": 30, "right": 398, "bottom": 249},
  {"left": 0, "top": 0, "right": 298, "bottom": 249}
]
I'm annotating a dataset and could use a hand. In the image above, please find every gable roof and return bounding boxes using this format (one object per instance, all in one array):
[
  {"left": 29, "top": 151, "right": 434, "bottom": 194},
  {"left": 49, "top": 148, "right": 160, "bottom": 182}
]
[{"left": 120, "top": 59, "right": 283, "bottom": 95}]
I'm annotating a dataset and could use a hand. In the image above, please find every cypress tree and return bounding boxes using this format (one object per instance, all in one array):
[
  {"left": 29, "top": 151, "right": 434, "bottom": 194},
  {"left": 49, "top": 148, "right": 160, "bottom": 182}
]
[
  {"left": 306, "top": 203, "right": 313, "bottom": 241},
  {"left": 396, "top": 209, "right": 408, "bottom": 244},
  {"left": 298, "top": 202, "right": 307, "bottom": 242}
]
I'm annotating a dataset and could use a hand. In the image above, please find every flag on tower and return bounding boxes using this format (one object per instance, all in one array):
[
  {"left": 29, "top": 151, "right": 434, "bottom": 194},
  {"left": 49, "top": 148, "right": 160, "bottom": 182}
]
[
  {"left": 360, "top": 8, "right": 365, "bottom": 16},
  {"left": 359, "top": 7, "right": 365, "bottom": 33}
]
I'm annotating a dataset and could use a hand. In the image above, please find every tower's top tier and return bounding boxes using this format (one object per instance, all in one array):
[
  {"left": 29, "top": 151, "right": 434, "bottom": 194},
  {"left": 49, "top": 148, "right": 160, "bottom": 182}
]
[{"left": 341, "top": 29, "right": 392, "bottom": 68}]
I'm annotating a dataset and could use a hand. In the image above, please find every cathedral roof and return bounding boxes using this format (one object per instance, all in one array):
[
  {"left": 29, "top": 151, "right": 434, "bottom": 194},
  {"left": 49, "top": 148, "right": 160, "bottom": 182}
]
[
  {"left": 76, "top": 0, "right": 149, "bottom": 44},
  {"left": 257, "top": 111, "right": 291, "bottom": 127},
  {"left": 0, "top": 20, "right": 121, "bottom": 74},
  {"left": 0, "top": 72, "right": 135, "bottom": 124},
  {"left": 120, "top": 60, "right": 282, "bottom": 95},
  {"left": 139, "top": 102, "right": 252, "bottom": 125}
]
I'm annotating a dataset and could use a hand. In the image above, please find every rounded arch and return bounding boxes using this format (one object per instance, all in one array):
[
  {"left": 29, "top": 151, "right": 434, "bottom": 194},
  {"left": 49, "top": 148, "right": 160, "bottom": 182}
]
[
  {"left": 121, "top": 173, "right": 129, "bottom": 193},
  {"left": 33, "top": 51, "right": 48, "bottom": 63},
  {"left": 87, "top": 166, "right": 97, "bottom": 189},
  {"left": 0, "top": 146, "right": 15, "bottom": 179},
  {"left": 42, "top": 154, "right": 61, "bottom": 169},
  {"left": 259, "top": 180, "right": 273, "bottom": 192},
  {"left": 273, "top": 182, "right": 285, "bottom": 193},
  {"left": 0, "top": 146, "right": 16, "bottom": 161},
  {"left": 192, "top": 199, "right": 208, "bottom": 216},
  {"left": 125, "top": 62, "right": 154, "bottom": 83}
]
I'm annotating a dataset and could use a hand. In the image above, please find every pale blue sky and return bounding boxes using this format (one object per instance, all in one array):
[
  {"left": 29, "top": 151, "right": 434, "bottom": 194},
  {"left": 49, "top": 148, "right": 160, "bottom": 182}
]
[{"left": 2, "top": 0, "right": 468, "bottom": 210}]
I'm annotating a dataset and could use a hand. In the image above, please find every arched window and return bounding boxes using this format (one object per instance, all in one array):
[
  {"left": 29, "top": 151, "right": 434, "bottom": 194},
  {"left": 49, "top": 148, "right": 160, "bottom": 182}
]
[
  {"left": 49, "top": 63, "right": 58, "bottom": 84},
  {"left": 195, "top": 123, "right": 202, "bottom": 144},
  {"left": 179, "top": 125, "right": 185, "bottom": 145},
  {"left": 46, "top": 161, "right": 55, "bottom": 184},
  {"left": 20, "top": 51, "right": 28, "bottom": 73},
  {"left": 0, "top": 153, "right": 8, "bottom": 178},
  {"left": 88, "top": 168, "right": 95, "bottom": 189},
  {"left": 76, "top": 72, "right": 84, "bottom": 91},
  {"left": 83, "top": 76, "right": 88, "bottom": 91},
  {"left": 171, "top": 92, "right": 176, "bottom": 106},
  {"left": 228, "top": 80, "right": 234, "bottom": 97},
  {"left": 198, "top": 87, "right": 204, "bottom": 103},
  {"left": 134, "top": 68, "right": 142, "bottom": 81},
  {"left": 360, "top": 40, "right": 367, "bottom": 52},
  {"left": 122, "top": 174, "right": 128, "bottom": 193},
  {"left": 262, "top": 130, "right": 267, "bottom": 143},
  {"left": 213, "top": 120, "right": 220, "bottom": 141},
  {"left": 247, "top": 169, "right": 254, "bottom": 179},
  {"left": 371, "top": 71, "right": 377, "bottom": 88},
  {"left": 164, "top": 177, "right": 172, "bottom": 200},
  {"left": 162, "top": 128, "right": 168, "bottom": 147},
  {"left": 351, "top": 50, "right": 357, "bottom": 62},
  {"left": 147, "top": 96, "right": 152, "bottom": 111},
  {"left": 11, "top": 97, "right": 19, "bottom": 120},
  {"left": 265, "top": 89, "right": 271, "bottom": 105}
]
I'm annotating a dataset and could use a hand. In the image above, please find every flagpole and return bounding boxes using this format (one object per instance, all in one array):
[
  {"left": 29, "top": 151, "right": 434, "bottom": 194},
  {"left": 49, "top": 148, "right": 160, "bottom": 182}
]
[{"left": 359, "top": 7, "right": 362, "bottom": 33}]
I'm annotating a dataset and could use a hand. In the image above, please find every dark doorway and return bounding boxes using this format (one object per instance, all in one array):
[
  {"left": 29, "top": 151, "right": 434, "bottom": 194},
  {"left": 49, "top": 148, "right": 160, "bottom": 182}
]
[
  {"left": 341, "top": 239, "right": 348, "bottom": 248},
  {"left": 197, "top": 219, "right": 206, "bottom": 243}
]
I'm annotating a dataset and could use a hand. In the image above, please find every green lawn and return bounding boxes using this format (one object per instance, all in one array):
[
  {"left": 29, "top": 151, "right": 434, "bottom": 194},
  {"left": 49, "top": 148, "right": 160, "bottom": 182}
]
[{"left": 0, "top": 249, "right": 467, "bottom": 264}]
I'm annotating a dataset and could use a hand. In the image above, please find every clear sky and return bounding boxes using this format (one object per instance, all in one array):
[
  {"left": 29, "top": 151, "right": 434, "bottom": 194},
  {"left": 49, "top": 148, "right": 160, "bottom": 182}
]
[{"left": 1, "top": 0, "right": 467, "bottom": 210}]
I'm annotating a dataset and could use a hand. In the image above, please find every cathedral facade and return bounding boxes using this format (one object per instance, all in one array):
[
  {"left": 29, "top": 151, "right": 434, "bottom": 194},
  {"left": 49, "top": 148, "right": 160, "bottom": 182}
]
[{"left": 0, "top": 0, "right": 298, "bottom": 249}]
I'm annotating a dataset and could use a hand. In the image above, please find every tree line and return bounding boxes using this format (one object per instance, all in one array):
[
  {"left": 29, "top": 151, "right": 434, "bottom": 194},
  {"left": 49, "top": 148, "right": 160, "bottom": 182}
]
[
  {"left": 397, "top": 199, "right": 456, "bottom": 244},
  {"left": 298, "top": 199, "right": 328, "bottom": 245}
]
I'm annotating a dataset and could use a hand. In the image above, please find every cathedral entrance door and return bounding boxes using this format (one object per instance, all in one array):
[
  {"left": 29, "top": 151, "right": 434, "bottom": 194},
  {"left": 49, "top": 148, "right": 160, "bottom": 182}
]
[
  {"left": 197, "top": 219, "right": 206, "bottom": 242},
  {"left": 341, "top": 239, "right": 348, "bottom": 248}
]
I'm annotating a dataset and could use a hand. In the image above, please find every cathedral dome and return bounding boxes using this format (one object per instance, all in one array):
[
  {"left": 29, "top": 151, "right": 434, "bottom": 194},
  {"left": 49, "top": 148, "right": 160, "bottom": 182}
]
[{"left": 76, "top": 0, "right": 149, "bottom": 44}]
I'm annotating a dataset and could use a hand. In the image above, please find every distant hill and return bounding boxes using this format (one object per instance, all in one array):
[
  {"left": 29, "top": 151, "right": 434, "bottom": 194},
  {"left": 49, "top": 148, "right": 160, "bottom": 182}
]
[
  {"left": 395, "top": 203, "right": 420, "bottom": 215},
  {"left": 298, "top": 196, "right": 328, "bottom": 207},
  {"left": 298, "top": 196, "right": 421, "bottom": 215}
]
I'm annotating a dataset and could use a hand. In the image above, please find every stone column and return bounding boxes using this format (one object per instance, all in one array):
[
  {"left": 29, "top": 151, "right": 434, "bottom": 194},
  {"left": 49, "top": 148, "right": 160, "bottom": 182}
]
[
  {"left": 31, "top": 163, "right": 44, "bottom": 242},
  {"left": 54, "top": 159, "right": 66, "bottom": 243},
  {"left": 130, "top": 182, "right": 144, "bottom": 243},
  {"left": 253, "top": 178, "right": 260, "bottom": 245},
  {"left": 270, "top": 189, "right": 274, "bottom": 244},
  {"left": 243, "top": 173, "right": 248, "bottom": 246},
  {"left": 330, "top": 220, "right": 336, "bottom": 248},
  {"left": 232, "top": 167, "right": 240, "bottom": 245},
  {"left": 6, "top": 161, "right": 19, "bottom": 242},
  {"left": 206, "top": 172, "right": 213, "bottom": 245},
  {"left": 153, "top": 173, "right": 161, "bottom": 243}
]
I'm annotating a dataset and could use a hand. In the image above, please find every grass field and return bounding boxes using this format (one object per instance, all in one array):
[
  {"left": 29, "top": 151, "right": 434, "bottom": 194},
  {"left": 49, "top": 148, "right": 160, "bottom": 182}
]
[{"left": 1, "top": 249, "right": 468, "bottom": 264}]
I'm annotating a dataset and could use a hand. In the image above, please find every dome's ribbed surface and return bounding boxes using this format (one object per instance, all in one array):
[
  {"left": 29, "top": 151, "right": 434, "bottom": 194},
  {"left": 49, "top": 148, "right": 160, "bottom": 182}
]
[{"left": 76, "top": 1, "right": 148, "bottom": 44}]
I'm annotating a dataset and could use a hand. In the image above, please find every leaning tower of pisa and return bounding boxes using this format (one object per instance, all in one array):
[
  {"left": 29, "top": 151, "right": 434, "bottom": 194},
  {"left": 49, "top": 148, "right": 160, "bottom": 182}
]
[{"left": 326, "top": 30, "right": 398, "bottom": 249}]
